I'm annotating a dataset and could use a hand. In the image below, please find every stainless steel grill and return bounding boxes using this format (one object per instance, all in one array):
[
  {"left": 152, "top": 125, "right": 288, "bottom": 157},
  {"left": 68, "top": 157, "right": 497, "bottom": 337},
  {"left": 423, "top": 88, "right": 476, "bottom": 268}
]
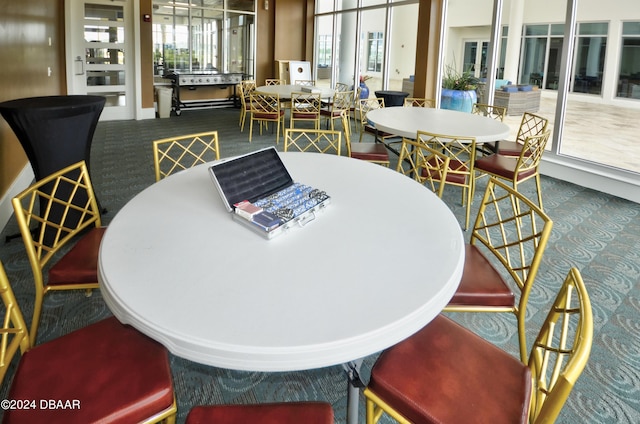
[{"left": 165, "top": 72, "right": 243, "bottom": 114}]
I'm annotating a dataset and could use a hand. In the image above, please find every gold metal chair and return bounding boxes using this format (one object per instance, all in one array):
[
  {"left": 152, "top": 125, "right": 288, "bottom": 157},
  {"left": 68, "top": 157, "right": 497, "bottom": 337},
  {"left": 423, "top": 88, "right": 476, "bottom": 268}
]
[
  {"left": 238, "top": 80, "right": 256, "bottom": 131},
  {"left": 364, "top": 266, "right": 592, "bottom": 424},
  {"left": 358, "top": 97, "right": 398, "bottom": 144},
  {"left": 403, "top": 97, "right": 436, "bottom": 108},
  {"left": 341, "top": 110, "right": 390, "bottom": 167},
  {"left": 474, "top": 130, "right": 551, "bottom": 210},
  {"left": 396, "top": 137, "right": 450, "bottom": 196},
  {"left": 444, "top": 177, "right": 553, "bottom": 362},
  {"left": 416, "top": 130, "right": 477, "bottom": 230},
  {"left": 472, "top": 102, "right": 507, "bottom": 121},
  {"left": 472, "top": 103, "right": 508, "bottom": 155},
  {"left": 249, "top": 92, "right": 285, "bottom": 143},
  {"left": 334, "top": 82, "right": 350, "bottom": 92},
  {"left": 265, "top": 78, "right": 285, "bottom": 85},
  {"left": 185, "top": 403, "right": 334, "bottom": 424},
  {"left": 492, "top": 111, "right": 549, "bottom": 155},
  {"left": 294, "top": 79, "right": 316, "bottom": 86},
  {"left": 11, "top": 161, "right": 105, "bottom": 346},
  {"left": 290, "top": 91, "right": 322, "bottom": 129},
  {"left": 321, "top": 90, "right": 353, "bottom": 131},
  {"left": 284, "top": 128, "right": 341, "bottom": 155},
  {"left": 152, "top": 131, "right": 221, "bottom": 181},
  {"left": 0, "top": 260, "right": 178, "bottom": 423}
]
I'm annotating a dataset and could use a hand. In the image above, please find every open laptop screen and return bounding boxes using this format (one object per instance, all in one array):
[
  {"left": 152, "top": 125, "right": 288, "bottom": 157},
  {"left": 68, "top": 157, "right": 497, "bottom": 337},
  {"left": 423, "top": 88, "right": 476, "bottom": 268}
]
[{"left": 209, "top": 147, "right": 294, "bottom": 211}]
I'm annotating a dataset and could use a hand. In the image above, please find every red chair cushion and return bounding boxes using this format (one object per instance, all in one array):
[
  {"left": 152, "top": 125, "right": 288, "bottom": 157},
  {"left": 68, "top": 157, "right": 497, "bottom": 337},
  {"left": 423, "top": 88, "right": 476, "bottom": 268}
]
[
  {"left": 368, "top": 314, "right": 532, "bottom": 424},
  {"left": 4, "top": 316, "right": 174, "bottom": 424},
  {"left": 186, "top": 402, "right": 334, "bottom": 424},
  {"left": 48, "top": 227, "right": 106, "bottom": 286},
  {"left": 350, "top": 143, "right": 389, "bottom": 162},
  {"left": 448, "top": 244, "right": 515, "bottom": 307},
  {"left": 474, "top": 154, "right": 537, "bottom": 181},
  {"left": 496, "top": 140, "right": 524, "bottom": 156}
]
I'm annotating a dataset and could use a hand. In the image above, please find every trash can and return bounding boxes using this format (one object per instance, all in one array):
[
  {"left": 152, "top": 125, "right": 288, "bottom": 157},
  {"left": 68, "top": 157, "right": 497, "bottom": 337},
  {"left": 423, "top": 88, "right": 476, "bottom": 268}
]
[{"left": 156, "top": 86, "right": 173, "bottom": 118}]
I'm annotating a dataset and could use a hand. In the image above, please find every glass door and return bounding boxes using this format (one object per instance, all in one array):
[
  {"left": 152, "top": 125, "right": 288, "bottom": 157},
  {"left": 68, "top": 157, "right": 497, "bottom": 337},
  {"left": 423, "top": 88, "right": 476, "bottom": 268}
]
[{"left": 66, "top": 0, "right": 134, "bottom": 120}]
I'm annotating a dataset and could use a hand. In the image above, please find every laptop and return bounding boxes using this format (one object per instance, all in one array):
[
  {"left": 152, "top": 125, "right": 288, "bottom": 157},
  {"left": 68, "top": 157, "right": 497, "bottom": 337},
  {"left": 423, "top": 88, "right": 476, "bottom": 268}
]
[{"left": 208, "top": 147, "right": 331, "bottom": 239}]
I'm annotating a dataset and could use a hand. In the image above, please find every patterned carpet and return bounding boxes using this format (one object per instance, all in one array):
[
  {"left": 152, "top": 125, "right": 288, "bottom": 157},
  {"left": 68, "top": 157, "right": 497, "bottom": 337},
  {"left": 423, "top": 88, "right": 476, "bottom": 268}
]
[{"left": 1, "top": 107, "right": 639, "bottom": 423}]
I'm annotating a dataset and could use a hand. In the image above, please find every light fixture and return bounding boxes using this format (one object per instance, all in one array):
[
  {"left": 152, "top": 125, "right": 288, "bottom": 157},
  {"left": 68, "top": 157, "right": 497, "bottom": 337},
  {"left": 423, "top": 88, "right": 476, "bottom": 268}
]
[{"left": 264, "top": 0, "right": 269, "bottom": 10}]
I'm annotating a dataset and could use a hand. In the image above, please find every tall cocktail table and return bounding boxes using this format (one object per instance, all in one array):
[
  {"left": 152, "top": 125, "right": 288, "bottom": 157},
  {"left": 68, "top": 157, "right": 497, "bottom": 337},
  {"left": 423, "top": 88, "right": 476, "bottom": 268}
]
[{"left": 98, "top": 152, "right": 464, "bottom": 423}]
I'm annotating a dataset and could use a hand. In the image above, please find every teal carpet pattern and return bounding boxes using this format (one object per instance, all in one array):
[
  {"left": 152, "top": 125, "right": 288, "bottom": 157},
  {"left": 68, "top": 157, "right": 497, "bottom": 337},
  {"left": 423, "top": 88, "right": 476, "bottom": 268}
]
[{"left": 1, "top": 108, "right": 639, "bottom": 423}]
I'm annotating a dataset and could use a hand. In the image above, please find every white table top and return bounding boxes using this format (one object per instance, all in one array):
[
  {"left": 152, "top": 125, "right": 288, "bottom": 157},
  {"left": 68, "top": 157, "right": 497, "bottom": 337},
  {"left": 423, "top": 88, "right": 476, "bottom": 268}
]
[
  {"left": 255, "top": 84, "right": 335, "bottom": 99},
  {"left": 98, "top": 153, "right": 464, "bottom": 372},
  {"left": 366, "top": 106, "right": 510, "bottom": 143}
]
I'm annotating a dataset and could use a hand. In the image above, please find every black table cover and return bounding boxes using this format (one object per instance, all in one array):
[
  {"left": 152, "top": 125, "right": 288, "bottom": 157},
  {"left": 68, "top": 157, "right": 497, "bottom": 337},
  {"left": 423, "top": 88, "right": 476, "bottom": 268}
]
[{"left": 375, "top": 90, "right": 410, "bottom": 107}]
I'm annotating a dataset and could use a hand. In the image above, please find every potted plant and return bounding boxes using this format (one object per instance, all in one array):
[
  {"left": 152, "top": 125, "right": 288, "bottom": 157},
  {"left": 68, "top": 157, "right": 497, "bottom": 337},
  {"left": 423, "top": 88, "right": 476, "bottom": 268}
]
[{"left": 441, "top": 66, "right": 479, "bottom": 113}]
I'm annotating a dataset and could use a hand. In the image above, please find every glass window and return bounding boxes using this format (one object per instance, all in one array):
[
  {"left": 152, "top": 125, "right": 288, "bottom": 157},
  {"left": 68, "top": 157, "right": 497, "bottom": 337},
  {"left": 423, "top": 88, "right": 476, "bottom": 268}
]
[
  {"left": 366, "top": 31, "right": 384, "bottom": 72},
  {"left": 617, "top": 22, "right": 640, "bottom": 100},
  {"left": 572, "top": 23, "right": 607, "bottom": 95},
  {"left": 152, "top": 0, "right": 255, "bottom": 76}
]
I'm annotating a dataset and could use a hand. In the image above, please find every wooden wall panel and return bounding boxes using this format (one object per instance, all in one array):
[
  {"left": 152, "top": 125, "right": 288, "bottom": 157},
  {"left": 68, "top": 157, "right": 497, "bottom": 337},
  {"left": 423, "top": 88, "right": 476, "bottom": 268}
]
[{"left": 0, "top": 0, "right": 65, "bottom": 196}]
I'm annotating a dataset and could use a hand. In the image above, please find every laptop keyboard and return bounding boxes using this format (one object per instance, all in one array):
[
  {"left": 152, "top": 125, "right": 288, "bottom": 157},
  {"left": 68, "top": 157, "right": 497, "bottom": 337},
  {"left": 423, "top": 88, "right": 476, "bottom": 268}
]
[{"left": 253, "top": 182, "right": 329, "bottom": 222}]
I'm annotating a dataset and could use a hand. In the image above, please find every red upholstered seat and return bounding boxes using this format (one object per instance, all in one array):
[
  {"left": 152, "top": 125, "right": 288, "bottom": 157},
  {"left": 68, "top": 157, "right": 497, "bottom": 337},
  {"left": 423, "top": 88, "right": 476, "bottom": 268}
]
[
  {"left": 48, "top": 227, "right": 106, "bottom": 285},
  {"left": 449, "top": 244, "right": 515, "bottom": 307},
  {"left": 185, "top": 402, "right": 334, "bottom": 424},
  {"left": 3, "top": 316, "right": 176, "bottom": 424},
  {"left": 475, "top": 153, "right": 537, "bottom": 181},
  {"left": 350, "top": 142, "right": 389, "bottom": 162},
  {"left": 496, "top": 139, "right": 526, "bottom": 156},
  {"left": 367, "top": 314, "right": 532, "bottom": 424}
]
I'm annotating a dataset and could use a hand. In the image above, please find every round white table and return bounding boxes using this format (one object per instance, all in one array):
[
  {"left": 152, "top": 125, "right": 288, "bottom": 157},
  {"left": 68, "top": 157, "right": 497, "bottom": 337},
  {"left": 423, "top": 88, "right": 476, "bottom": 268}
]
[
  {"left": 366, "top": 106, "right": 510, "bottom": 143},
  {"left": 98, "top": 152, "right": 464, "bottom": 423},
  {"left": 255, "top": 84, "right": 335, "bottom": 99}
]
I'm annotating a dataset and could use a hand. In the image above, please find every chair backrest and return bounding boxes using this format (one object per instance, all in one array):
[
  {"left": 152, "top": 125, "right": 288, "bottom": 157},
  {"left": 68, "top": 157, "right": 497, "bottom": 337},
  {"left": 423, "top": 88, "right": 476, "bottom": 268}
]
[
  {"left": 471, "top": 177, "right": 553, "bottom": 356},
  {"left": 152, "top": 131, "right": 221, "bottom": 181},
  {"left": 249, "top": 92, "right": 281, "bottom": 115},
  {"left": 330, "top": 90, "right": 354, "bottom": 113},
  {"left": 516, "top": 112, "right": 549, "bottom": 144},
  {"left": 284, "top": 128, "right": 342, "bottom": 155},
  {"left": 514, "top": 130, "right": 551, "bottom": 177},
  {"left": 358, "top": 97, "right": 385, "bottom": 130},
  {"left": 340, "top": 110, "right": 352, "bottom": 156},
  {"left": 403, "top": 97, "right": 436, "bottom": 108},
  {"left": 295, "top": 79, "right": 316, "bottom": 86},
  {"left": 529, "top": 267, "right": 593, "bottom": 424},
  {"left": 396, "top": 138, "right": 450, "bottom": 198},
  {"left": 265, "top": 78, "right": 284, "bottom": 85},
  {"left": 290, "top": 91, "right": 322, "bottom": 127},
  {"left": 0, "top": 260, "right": 30, "bottom": 383},
  {"left": 416, "top": 130, "right": 477, "bottom": 186},
  {"left": 11, "top": 161, "right": 102, "bottom": 288},
  {"left": 240, "top": 80, "right": 256, "bottom": 94},
  {"left": 334, "top": 82, "right": 350, "bottom": 92},
  {"left": 472, "top": 103, "right": 507, "bottom": 121}
]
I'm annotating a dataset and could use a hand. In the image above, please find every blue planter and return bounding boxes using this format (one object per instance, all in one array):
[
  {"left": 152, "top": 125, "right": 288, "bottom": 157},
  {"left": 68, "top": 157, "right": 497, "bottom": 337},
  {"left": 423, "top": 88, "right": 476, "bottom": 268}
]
[
  {"left": 440, "top": 88, "right": 477, "bottom": 113},
  {"left": 359, "top": 82, "right": 370, "bottom": 99}
]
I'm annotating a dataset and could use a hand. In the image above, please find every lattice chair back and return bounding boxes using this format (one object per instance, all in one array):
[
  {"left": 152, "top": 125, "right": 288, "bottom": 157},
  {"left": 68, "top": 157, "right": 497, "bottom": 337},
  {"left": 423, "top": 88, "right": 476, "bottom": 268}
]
[
  {"left": 470, "top": 177, "right": 553, "bottom": 360},
  {"left": 472, "top": 103, "right": 507, "bottom": 121},
  {"left": 284, "top": 128, "right": 341, "bottom": 155},
  {"left": 295, "top": 79, "right": 316, "bottom": 86},
  {"left": 416, "top": 130, "right": 477, "bottom": 229},
  {"left": 396, "top": 138, "right": 451, "bottom": 198},
  {"left": 11, "top": 160, "right": 103, "bottom": 344},
  {"left": 403, "top": 97, "right": 436, "bottom": 108},
  {"left": 290, "top": 91, "right": 322, "bottom": 129},
  {"left": 265, "top": 78, "right": 285, "bottom": 85},
  {"left": 515, "top": 131, "right": 551, "bottom": 176},
  {"left": 249, "top": 92, "right": 284, "bottom": 143},
  {"left": 153, "top": 131, "right": 220, "bottom": 181},
  {"left": 0, "top": 261, "right": 30, "bottom": 383},
  {"left": 516, "top": 112, "right": 549, "bottom": 144},
  {"left": 334, "top": 82, "right": 350, "bottom": 92},
  {"left": 528, "top": 267, "right": 593, "bottom": 424}
]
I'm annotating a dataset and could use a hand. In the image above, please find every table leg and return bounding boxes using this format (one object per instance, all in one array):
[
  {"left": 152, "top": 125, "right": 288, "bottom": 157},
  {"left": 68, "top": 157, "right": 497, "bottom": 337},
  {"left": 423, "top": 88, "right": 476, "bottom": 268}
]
[{"left": 343, "top": 359, "right": 365, "bottom": 424}]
